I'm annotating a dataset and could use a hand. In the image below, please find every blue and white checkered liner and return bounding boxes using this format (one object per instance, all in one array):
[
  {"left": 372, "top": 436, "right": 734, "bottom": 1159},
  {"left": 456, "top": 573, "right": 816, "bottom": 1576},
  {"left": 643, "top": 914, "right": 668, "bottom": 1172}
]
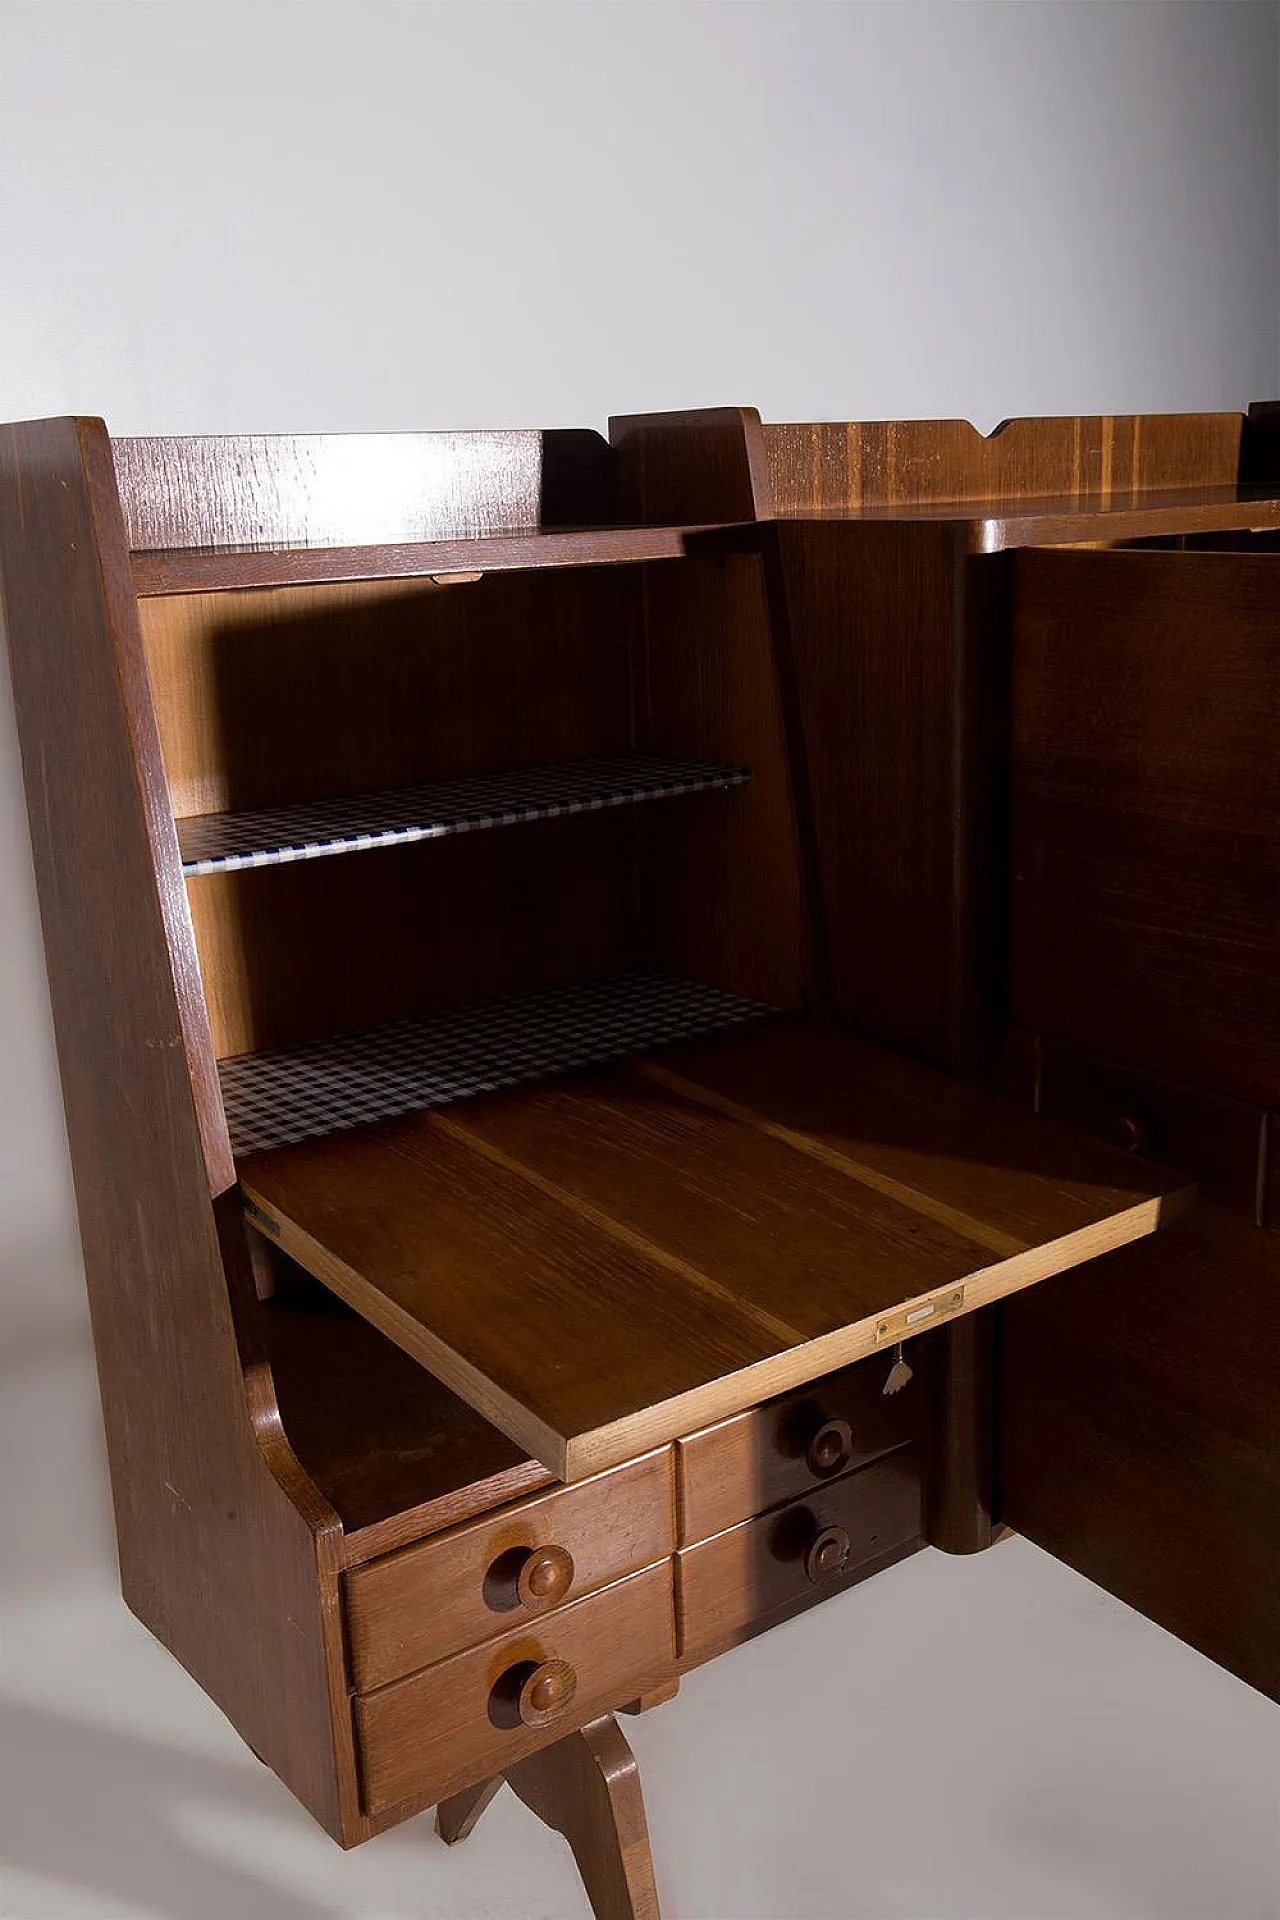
[
  {"left": 222, "top": 970, "right": 776, "bottom": 1158},
  {"left": 180, "top": 754, "right": 750, "bottom": 876}
]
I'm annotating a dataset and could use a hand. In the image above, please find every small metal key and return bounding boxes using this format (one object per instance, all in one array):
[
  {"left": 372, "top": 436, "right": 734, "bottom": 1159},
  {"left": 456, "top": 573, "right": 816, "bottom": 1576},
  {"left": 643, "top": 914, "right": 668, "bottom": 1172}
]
[{"left": 883, "top": 1341, "right": 914, "bottom": 1395}]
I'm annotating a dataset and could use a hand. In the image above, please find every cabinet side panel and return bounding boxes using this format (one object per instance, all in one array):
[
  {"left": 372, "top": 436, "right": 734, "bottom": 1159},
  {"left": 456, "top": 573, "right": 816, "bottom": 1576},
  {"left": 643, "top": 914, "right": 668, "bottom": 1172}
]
[
  {"left": 608, "top": 408, "right": 770, "bottom": 525},
  {"left": 0, "top": 419, "right": 350, "bottom": 1838}
]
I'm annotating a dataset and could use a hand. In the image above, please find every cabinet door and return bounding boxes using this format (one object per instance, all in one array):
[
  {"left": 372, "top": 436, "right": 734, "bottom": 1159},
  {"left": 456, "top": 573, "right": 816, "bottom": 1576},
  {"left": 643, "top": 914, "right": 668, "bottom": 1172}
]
[
  {"left": 1003, "top": 545, "right": 1280, "bottom": 1700},
  {"left": 998, "top": 1196, "right": 1280, "bottom": 1701},
  {"left": 1010, "top": 547, "right": 1280, "bottom": 1107}
]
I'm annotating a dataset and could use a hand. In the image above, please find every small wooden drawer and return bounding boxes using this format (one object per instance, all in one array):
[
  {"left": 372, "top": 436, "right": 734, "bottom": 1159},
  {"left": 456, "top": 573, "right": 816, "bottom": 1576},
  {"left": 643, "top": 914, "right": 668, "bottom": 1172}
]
[
  {"left": 1036, "top": 1040, "right": 1264, "bottom": 1221},
  {"left": 345, "top": 1448, "right": 673, "bottom": 1691},
  {"left": 675, "top": 1349, "right": 928, "bottom": 1545},
  {"left": 355, "top": 1561, "right": 676, "bottom": 1816},
  {"left": 676, "top": 1444, "right": 924, "bottom": 1669}
]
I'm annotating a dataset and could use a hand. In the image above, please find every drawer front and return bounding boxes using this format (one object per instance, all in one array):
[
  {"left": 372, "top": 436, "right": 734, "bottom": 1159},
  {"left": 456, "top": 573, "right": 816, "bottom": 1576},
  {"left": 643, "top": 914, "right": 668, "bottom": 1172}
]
[
  {"left": 346, "top": 1448, "right": 673, "bottom": 1691},
  {"left": 355, "top": 1561, "right": 675, "bottom": 1816},
  {"left": 1037, "top": 1041, "right": 1265, "bottom": 1221},
  {"left": 675, "top": 1349, "right": 927, "bottom": 1544},
  {"left": 677, "top": 1444, "right": 924, "bottom": 1667}
]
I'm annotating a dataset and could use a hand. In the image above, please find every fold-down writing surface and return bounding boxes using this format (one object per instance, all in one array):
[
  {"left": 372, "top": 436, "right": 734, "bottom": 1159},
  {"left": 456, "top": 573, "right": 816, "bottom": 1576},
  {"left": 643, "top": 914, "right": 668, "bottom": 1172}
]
[{"left": 240, "top": 1020, "right": 1191, "bottom": 1480}]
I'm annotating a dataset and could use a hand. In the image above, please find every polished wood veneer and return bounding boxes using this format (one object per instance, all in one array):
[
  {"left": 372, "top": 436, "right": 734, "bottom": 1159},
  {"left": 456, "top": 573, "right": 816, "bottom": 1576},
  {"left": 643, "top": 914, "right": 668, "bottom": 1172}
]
[
  {"left": 355, "top": 1563, "right": 676, "bottom": 1817},
  {"left": 242, "top": 1020, "right": 1186, "bottom": 1481},
  {"left": 346, "top": 1450, "right": 674, "bottom": 1691},
  {"left": 675, "top": 1347, "right": 929, "bottom": 1545},
  {"left": 676, "top": 1444, "right": 925, "bottom": 1668}
]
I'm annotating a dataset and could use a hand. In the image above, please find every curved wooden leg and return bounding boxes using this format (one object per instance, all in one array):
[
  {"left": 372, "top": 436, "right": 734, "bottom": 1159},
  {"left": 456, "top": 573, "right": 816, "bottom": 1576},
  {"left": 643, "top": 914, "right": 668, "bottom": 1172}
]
[
  {"left": 505, "top": 1714, "right": 661, "bottom": 1920},
  {"left": 435, "top": 1772, "right": 504, "bottom": 1844}
]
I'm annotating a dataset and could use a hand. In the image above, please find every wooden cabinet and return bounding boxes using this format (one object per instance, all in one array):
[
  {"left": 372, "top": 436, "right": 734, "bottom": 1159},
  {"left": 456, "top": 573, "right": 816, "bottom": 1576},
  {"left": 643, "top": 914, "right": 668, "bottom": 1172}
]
[{"left": 4, "top": 403, "right": 1277, "bottom": 1917}]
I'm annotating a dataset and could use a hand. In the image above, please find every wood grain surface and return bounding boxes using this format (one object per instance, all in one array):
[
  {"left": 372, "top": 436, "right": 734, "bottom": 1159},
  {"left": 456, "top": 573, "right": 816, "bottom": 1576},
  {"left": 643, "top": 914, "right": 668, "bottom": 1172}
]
[
  {"left": 0, "top": 418, "right": 357, "bottom": 1837},
  {"left": 633, "top": 552, "right": 808, "bottom": 1008},
  {"left": 763, "top": 412, "right": 1251, "bottom": 513},
  {"left": 241, "top": 1018, "right": 1189, "bottom": 1480},
  {"left": 1011, "top": 549, "right": 1280, "bottom": 1107},
  {"left": 354, "top": 1563, "right": 676, "bottom": 1816},
  {"left": 346, "top": 1450, "right": 674, "bottom": 1690},
  {"left": 115, "top": 427, "right": 611, "bottom": 553},
  {"left": 765, "top": 485, "right": 1280, "bottom": 552},
  {"left": 132, "top": 523, "right": 726, "bottom": 595},
  {"left": 437, "top": 1713, "right": 663, "bottom": 1920},
  {"left": 676, "top": 1444, "right": 925, "bottom": 1667},
  {"left": 675, "top": 1347, "right": 928, "bottom": 1543},
  {"left": 140, "top": 569, "right": 637, "bottom": 819},
  {"left": 609, "top": 407, "right": 771, "bottom": 526},
  {"left": 261, "top": 1289, "right": 553, "bottom": 1564},
  {"left": 999, "top": 1203, "right": 1280, "bottom": 1701},
  {"left": 144, "top": 567, "right": 640, "bottom": 1061},
  {"left": 1035, "top": 1041, "right": 1267, "bottom": 1222},
  {"left": 764, "top": 520, "right": 983, "bottom": 1063}
]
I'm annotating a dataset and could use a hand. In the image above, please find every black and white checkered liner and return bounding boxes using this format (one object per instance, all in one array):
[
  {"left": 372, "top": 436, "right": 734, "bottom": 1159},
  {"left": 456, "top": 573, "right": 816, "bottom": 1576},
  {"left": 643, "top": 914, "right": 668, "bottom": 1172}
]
[
  {"left": 179, "top": 754, "right": 750, "bottom": 876},
  {"left": 221, "top": 971, "right": 776, "bottom": 1158}
]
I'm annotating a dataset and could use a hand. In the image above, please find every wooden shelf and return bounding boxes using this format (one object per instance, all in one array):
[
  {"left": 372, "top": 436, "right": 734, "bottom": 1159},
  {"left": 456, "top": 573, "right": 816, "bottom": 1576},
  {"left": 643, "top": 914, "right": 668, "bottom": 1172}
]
[
  {"left": 219, "top": 971, "right": 775, "bottom": 1157},
  {"left": 778, "top": 483, "right": 1280, "bottom": 552},
  {"left": 240, "top": 1017, "right": 1192, "bottom": 1482},
  {"left": 178, "top": 753, "right": 750, "bottom": 877},
  {"left": 132, "top": 521, "right": 737, "bottom": 595}
]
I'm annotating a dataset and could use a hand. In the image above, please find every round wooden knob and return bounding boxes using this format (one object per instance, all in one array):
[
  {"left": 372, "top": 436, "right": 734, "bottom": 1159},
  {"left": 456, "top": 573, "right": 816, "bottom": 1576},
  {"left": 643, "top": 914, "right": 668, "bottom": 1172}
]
[
  {"left": 516, "top": 1658, "right": 578, "bottom": 1727},
  {"left": 516, "top": 1544, "right": 575, "bottom": 1612},
  {"left": 806, "top": 1418, "right": 854, "bottom": 1479},
  {"left": 1115, "top": 1112, "right": 1149, "bottom": 1154},
  {"left": 805, "top": 1525, "right": 851, "bottom": 1583}
]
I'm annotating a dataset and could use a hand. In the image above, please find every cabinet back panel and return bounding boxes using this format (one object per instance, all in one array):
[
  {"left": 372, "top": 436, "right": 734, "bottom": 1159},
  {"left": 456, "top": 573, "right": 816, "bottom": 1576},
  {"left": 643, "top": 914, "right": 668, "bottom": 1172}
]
[
  {"left": 633, "top": 554, "right": 807, "bottom": 1009},
  {"left": 140, "top": 571, "right": 638, "bottom": 820},
  {"left": 193, "top": 812, "right": 638, "bottom": 1059},
  {"left": 1011, "top": 549, "right": 1280, "bottom": 1107}
]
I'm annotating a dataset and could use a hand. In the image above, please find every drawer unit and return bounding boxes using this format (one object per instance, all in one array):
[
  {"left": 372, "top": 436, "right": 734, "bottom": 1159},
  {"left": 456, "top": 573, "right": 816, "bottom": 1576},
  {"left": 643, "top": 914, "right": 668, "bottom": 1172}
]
[
  {"left": 675, "top": 1348, "right": 928, "bottom": 1545},
  {"left": 354, "top": 1561, "right": 676, "bottom": 1816},
  {"left": 676, "top": 1443, "right": 925, "bottom": 1667},
  {"left": 346, "top": 1448, "right": 673, "bottom": 1691},
  {"left": 1035, "top": 1041, "right": 1266, "bottom": 1221}
]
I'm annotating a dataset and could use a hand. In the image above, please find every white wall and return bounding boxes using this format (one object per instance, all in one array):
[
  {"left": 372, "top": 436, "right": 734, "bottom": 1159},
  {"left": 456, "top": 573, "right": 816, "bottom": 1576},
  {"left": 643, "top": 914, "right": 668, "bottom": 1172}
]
[
  {"left": 1, "top": 6, "right": 1278, "bottom": 1919},
  {"left": 0, "top": 0, "right": 1276, "bottom": 435}
]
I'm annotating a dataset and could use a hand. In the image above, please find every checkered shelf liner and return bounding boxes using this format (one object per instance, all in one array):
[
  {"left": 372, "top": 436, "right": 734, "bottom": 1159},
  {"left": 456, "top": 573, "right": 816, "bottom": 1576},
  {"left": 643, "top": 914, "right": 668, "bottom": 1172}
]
[
  {"left": 178, "top": 754, "right": 751, "bottom": 876},
  {"left": 221, "top": 971, "right": 777, "bottom": 1158}
]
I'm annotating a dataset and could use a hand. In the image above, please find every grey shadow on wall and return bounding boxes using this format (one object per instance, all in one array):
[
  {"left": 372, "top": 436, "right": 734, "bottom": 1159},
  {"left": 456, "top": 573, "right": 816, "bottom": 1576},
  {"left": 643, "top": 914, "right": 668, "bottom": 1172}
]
[{"left": 0, "top": 1700, "right": 331, "bottom": 1920}]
